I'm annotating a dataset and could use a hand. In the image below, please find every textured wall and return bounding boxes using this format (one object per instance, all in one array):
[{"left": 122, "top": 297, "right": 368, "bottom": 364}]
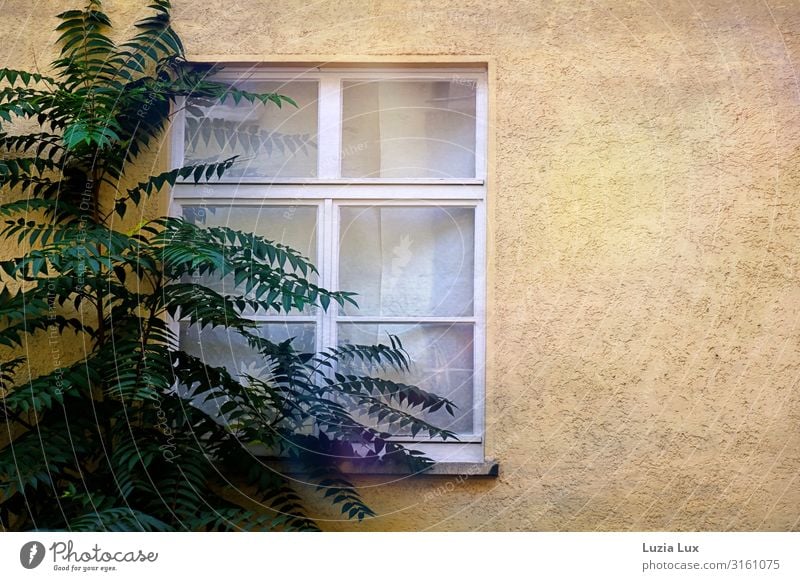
[{"left": 2, "top": 0, "right": 799, "bottom": 531}]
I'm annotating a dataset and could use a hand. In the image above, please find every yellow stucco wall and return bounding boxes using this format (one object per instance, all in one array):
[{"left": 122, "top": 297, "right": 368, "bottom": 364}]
[{"left": 2, "top": 0, "right": 799, "bottom": 531}]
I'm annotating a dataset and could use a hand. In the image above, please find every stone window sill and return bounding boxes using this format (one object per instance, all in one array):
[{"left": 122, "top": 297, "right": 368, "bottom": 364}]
[{"left": 265, "top": 459, "right": 499, "bottom": 477}]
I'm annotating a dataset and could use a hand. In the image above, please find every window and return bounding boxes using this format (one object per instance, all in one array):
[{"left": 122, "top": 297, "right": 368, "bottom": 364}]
[{"left": 170, "top": 66, "right": 487, "bottom": 462}]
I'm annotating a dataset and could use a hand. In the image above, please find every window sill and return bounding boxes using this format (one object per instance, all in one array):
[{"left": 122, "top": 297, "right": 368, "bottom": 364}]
[
  {"left": 175, "top": 177, "right": 485, "bottom": 186},
  {"left": 265, "top": 458, "right": 499, "bottom": 477}
]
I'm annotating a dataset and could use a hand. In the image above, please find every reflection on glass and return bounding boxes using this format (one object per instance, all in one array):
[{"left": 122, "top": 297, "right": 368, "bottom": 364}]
[
  {"left": 179, "top": 322, "right": 316, "bottom": 418},
  {"left": 339, "top": 206, "right": 474, "bottom": 316},
  {"left": 184, "top": 81, "right": 318, "bottom": 178},
  {"left": 337, "top": 323, "right": 474, "bottom": 434},
  {"left": 180, "top": 323, "right": 316, "bottom": 377},
  {"left": 342, "top": 79, "right": 477, "bottom": 178},
  {"left": 182, "top": 204, "right": 317, "bottom": 309}
]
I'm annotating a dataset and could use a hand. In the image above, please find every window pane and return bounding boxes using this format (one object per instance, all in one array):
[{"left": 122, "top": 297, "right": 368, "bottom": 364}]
[
  {"left": 182, "top": 204, "right": 317, "bottom": 257},
  {"left": 338, "top": 323, "right": 474, "bottom": 435},
  {"left": 179, "top": 323, "right": 315, "bottom": 422},
  {"left": 182, "top": 204, "right": 317, "bottom": 309},
  {"left": 342, "top": 79, "right": 476, "bottom": 178},
  {"left": 180, "top": 322, "right": 316, "bottom": 380},
  {"left": 339, "top": 206, "right": 474, "bottom": 316},
  {"left": 184, "top": 81, "right": 318, "bottom": 178}
]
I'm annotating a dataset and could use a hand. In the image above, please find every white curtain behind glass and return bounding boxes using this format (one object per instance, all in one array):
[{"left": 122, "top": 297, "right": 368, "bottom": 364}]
[
  {"left": 339, "top": 206, "right": 474, "bottom": 317},
  {"left": 342, "top": 80, "right": 477, "bottom": 178}
]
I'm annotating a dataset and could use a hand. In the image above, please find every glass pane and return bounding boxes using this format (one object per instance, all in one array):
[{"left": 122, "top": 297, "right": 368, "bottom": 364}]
[
  {"left": 341, "top": 79, "right": 476, "bottom": 178},
  {"left": 179, "top": 322, "right": 315, "bottom": 419},
  {"left": 339, "top": 206, "right": 474, "bottom": 316},
  {"left": 337, "top": 323, "right": 474, "bottom": 435},
  {"left": 180, "top": 321, "right": 315, "bottom": 380},
  {"left": 184, "top": 81, "right": 318, "bottom": 178},
  {"left": 182, "top": 204, "right": 317, "bottom": 310}
]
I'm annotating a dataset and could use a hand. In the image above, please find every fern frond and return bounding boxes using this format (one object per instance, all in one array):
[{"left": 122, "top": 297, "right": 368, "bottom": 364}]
[{"left": 0, "top": 69, "right": 58, "bottom": 87}]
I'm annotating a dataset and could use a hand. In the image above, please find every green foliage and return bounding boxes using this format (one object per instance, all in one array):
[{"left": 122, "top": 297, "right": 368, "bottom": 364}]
[{"left": 0, "top": 0, "right": 455, "bottom": 532}]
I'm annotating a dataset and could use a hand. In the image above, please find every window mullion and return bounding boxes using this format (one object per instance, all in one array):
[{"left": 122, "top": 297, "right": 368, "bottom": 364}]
[
  {"left": 170, "top": 97, "right": 186, "bottom": 170},
  {"left": 318, "top": 76, "right": 342, "bottom": 179},
  {"left": 319, "top": 199, "right": 337, "bottom": 354}
]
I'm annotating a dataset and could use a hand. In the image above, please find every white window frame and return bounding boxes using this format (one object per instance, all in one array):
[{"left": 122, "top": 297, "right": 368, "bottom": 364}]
[{"left": 170, "top": 67, "right": 488, "bottom": 463}]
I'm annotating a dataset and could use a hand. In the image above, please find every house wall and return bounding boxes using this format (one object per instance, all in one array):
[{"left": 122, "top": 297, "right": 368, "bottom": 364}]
[{"left": 3, "top": 0, "right": 799, "bottom": 531}]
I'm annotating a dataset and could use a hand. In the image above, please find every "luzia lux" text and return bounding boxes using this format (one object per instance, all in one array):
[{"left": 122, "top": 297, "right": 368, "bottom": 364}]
[{"left": 642, "top": 543, "right": 699, "bottom": 553}]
